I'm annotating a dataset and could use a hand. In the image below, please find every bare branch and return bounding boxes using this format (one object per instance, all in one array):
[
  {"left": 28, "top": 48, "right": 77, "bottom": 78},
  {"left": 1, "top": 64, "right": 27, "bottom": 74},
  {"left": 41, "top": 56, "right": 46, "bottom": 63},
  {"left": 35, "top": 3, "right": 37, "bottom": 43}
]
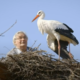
[
  {"left": 0, "top": 20, "right": 17, "bottom": 36},
  {"left": 31, "top": 40, "right": 37, "bottom": 48},
  {"left": 29, "top": 40, "right": 37, "bottom": 51},
  {"left": 4, "top": 46, "right": 10, "bottom": 51},
  {"left": 36, "top": 43, "right": 41, "bottom": 50}
]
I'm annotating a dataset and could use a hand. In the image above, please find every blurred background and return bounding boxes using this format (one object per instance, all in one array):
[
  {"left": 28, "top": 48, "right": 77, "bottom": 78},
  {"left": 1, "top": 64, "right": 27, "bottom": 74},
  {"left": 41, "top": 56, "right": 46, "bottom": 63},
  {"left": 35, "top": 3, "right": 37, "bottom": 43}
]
[{"left": 0, "top": 0, "right": 80, "bottom": 60}]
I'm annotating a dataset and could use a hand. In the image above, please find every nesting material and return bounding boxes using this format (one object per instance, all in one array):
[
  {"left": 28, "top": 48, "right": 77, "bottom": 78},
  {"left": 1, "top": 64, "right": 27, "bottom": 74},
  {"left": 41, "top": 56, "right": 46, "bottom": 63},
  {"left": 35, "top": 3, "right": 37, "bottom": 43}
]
[{"left": 0, "top": 50, "right": 80, "bottom": 80}]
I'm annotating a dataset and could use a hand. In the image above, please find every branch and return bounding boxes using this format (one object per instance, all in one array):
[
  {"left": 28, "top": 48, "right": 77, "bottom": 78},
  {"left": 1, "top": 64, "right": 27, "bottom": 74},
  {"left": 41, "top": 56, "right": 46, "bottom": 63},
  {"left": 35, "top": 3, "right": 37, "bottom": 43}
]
[{"left": 0, "top": 20, "right": 17, "bottom": 36}]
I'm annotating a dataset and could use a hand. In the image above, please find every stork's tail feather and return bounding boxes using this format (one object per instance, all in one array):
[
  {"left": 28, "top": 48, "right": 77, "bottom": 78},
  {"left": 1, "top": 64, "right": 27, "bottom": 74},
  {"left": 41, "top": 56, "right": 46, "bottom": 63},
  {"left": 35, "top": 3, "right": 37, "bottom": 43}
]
[{"left": 70, "top": 34, "right": 79, "bottom": 45}]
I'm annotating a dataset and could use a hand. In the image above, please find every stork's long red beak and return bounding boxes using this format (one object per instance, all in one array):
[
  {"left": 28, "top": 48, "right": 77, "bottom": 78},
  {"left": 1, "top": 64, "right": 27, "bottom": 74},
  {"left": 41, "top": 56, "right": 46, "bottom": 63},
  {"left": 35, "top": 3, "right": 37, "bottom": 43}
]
[{"left": 32, "top": 15, "right": 39, "bottom": 22}]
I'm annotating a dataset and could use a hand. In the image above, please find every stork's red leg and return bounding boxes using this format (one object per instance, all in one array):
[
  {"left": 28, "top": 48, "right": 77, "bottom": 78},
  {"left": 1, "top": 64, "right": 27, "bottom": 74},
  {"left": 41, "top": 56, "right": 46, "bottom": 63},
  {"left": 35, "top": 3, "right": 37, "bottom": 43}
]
[
  {"left": 58, "top": 40, "right": 60, "bottom": 60},
  {"left": 69, "top": 43, "right": 70, "bottom": 53},
  {"left": 68, "top": 42, "right": 73, "bottom": 59}
]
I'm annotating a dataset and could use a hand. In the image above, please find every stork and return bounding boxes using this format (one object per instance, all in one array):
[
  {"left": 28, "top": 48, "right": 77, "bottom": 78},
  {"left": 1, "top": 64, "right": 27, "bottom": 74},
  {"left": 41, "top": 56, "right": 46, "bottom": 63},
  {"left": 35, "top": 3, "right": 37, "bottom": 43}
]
[{"left": 32, "top": 10, "right": 79, "bottom": 60}]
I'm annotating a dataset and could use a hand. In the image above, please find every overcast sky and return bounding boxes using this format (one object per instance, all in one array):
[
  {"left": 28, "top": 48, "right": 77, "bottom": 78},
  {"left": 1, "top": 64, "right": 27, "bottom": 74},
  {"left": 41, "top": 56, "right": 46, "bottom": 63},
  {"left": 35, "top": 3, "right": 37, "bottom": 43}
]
[{"left": 0, "top": 0, "right": 80, "bottom": 60}]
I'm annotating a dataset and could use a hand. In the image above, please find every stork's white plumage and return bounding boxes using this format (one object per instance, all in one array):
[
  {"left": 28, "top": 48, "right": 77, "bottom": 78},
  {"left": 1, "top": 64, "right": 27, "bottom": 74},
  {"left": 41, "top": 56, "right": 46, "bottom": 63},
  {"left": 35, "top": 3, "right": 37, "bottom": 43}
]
[{"left": 32, "top": 10, "right": 79, "bottom": 60}]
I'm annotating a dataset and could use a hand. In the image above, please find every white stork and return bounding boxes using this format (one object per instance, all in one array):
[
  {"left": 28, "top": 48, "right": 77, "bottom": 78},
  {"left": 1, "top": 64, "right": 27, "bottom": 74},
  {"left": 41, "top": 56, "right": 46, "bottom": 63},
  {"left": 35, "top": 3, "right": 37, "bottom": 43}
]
[{"left": 32, "top": 10, "right": 79, "bottom": 60}]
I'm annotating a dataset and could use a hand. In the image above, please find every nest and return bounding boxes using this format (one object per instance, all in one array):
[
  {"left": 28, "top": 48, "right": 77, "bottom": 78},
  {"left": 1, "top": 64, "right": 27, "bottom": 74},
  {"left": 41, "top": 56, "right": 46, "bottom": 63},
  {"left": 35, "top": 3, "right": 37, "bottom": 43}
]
[{"left": 0, "top": 50, "right": 80, "bottom": 80}]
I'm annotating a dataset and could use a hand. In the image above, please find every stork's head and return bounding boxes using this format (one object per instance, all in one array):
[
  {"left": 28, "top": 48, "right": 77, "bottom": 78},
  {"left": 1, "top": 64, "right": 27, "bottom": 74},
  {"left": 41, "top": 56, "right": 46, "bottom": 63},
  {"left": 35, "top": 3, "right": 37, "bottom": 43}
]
[
  {"left": 32, "top": 10, "right": 45, "bottom": 22},
  {"left": 37, "top": 10, "right": 44, "bottom": 16}
]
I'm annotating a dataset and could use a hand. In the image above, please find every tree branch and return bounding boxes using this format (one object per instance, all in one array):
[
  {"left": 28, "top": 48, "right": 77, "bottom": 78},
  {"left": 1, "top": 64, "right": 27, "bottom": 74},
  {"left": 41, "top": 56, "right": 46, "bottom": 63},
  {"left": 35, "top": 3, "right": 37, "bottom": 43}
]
[{"left": 0, "top": 20, "right": 17, "bottom": 36}]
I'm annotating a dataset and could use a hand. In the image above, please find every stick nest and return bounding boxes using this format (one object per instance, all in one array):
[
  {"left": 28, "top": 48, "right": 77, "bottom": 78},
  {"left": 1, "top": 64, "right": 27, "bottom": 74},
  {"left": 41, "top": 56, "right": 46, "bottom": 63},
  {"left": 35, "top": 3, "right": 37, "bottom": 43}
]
[{"left": 0, "top": 50, "right": 80, "bottom": 80}]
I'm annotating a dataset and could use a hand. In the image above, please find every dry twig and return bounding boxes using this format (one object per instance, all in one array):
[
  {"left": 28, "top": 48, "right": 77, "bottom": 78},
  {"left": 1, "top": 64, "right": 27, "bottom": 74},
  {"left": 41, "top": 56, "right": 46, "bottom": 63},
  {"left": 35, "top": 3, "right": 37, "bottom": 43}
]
[{"left": 0, "top": 20, "right": 17, "bottom": 36}]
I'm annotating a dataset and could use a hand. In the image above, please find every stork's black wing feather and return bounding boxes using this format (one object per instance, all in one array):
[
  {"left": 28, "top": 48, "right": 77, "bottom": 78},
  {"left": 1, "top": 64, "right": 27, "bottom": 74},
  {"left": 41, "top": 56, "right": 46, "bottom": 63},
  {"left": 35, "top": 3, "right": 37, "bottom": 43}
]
[
  {"left": 55, "top": 29, "right": 79, "bottom": 44},
  {"left": 63, "top": 23, "right": 74, "bottom": 32}
]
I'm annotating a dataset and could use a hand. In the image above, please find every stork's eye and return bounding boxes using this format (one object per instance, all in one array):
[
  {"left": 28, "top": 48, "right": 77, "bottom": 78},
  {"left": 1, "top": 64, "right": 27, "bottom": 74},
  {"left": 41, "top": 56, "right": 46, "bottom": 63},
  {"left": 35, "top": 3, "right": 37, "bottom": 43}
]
[{"left": 38, "top": 12, "right": 41, "bottom": 14}]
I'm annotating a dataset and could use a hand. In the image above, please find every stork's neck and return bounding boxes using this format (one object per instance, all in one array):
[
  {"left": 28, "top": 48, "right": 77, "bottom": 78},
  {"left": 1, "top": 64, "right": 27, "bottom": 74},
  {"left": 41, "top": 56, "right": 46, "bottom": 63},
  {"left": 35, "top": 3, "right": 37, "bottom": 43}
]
[{"left": 39, "top": 14, "right": 45, "bottom": 19}]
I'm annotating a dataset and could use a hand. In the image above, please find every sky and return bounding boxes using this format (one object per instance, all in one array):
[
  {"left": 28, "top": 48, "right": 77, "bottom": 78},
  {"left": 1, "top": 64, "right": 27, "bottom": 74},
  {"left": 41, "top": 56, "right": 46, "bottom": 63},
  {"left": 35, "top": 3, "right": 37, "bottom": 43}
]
[{"left": 0, "top": 0, "right": 80, "bottom": 60}]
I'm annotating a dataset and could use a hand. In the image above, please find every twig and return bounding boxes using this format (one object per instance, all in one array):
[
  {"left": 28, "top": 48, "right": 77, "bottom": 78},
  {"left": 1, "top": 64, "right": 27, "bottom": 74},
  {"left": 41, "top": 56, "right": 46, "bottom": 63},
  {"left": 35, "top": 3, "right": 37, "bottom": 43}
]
[
  {"left": 4, "top": 46, "right": 10, "bottom": 51},
  {"left": 0, "top": 54, "right": 6, "bottom": 55},
  {"left": 31, "top": 40, "right": 37, "bottom": 48},
  {"left": 36, "top": 43, "right": 41, "bottom": 50},
  {"left": 29, "top": 40, "right": 37, "bottom": 51},
  {"left": 0, "top": 20, "right": 17, "bottom": 36}
]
